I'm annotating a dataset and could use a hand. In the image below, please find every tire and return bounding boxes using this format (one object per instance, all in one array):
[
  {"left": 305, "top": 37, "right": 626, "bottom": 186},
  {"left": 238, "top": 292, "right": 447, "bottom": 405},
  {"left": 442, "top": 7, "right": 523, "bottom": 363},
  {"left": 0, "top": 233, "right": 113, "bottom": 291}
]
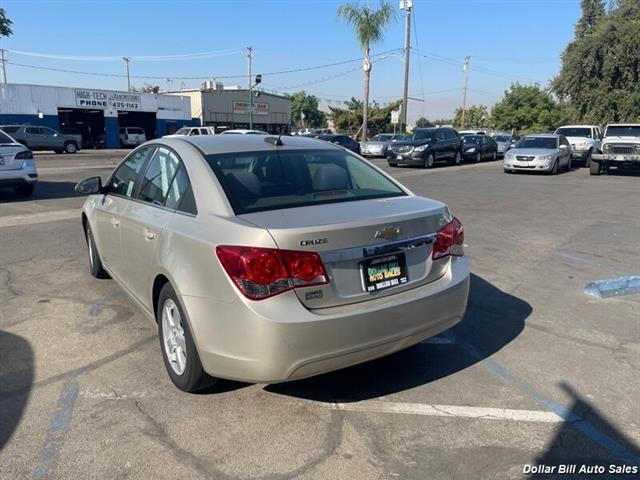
[
  {"left": 503, "top": 168, "right": 511, "bottom": 174},
  {"left": 476, "top": 152, "right": 482, "bottom": 163},
  {"left": 424, "top": 153, "right": 434, "bottom": 169},
  {"left": 590, "top": 158, "right": 601, "bottom": 175},
  {"left": 452, "top": 151, "right": 462, "bottom": 165},
  {"left": 584, "top": 150, "right": 592, "bottom": 168},
  {"left": 550, "top": 159, "right": 559, "bottom": 175},
  {"left": 566, "top": 157, "right": 572, "bottom": 171},
  {"left": 14, "top": 183, "right": 35, "bottom": 196},
  {"left": 85, "top": 224, "right": 110, "bottom": 279},
  {"left": 492, "top": 151, "right": 497, "bottom": 161},
  {"left": 388, "top": 162, "right": 398, "bottom": 167},
  {"left": 157, "top": 283, "right": 217, "bottom": 393},
  {"left": 64, "top": 141, "right": 78, "bottom": 154}
]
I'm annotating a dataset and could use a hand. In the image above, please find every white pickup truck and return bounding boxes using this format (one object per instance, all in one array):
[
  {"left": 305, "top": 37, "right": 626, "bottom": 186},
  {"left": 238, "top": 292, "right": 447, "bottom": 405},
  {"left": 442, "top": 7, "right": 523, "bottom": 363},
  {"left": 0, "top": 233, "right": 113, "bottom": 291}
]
[{"left": 591, "top": 123, "right": 640, "bottom": 175}]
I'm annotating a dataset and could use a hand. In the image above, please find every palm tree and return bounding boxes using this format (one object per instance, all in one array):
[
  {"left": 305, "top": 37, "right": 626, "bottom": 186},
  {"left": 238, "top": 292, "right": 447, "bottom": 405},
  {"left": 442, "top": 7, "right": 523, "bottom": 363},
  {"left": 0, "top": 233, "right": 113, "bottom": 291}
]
[{"left": 337, "top": 1, "right": 395, "bottom": 141}]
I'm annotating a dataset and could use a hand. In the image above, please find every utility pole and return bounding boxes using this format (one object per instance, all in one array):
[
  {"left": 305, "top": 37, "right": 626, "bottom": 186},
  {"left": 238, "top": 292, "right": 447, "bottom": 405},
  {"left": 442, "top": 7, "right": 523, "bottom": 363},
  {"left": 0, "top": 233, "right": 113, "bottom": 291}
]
[
  {"left": 400, "top": 0, "right": 412, "bottom": 133},
  {"left": 461, "top": 56, "right": 470, "bottom": 129},
  {"left": 246, "top": 46, "right": 253, "bottom": 90},
  {"left": 1, "top": 48, "right": 7, "bottom": 84},
  {"left": 123, "top": 57, "right": 131, "bottom": 92}
]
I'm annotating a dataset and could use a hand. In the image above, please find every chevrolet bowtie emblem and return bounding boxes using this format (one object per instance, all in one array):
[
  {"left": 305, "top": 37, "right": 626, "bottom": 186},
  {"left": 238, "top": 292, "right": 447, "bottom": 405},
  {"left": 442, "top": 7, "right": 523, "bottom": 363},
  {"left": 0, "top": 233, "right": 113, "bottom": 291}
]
[{"left": 375, "top": 226, "right": 402, "bottom": 240}]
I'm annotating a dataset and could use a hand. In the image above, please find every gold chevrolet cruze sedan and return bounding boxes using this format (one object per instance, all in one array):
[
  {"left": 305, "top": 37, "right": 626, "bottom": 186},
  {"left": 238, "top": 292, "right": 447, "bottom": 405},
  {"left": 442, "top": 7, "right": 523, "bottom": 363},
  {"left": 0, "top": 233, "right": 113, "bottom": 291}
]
[{"left": 76, "top": 135, "right": 470, "bottom": 392}]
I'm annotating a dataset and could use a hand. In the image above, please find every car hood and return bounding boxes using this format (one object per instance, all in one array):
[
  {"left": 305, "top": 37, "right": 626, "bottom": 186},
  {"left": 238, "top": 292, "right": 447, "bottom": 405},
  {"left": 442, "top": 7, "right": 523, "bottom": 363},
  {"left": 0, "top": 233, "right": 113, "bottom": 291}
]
[
  {"left": 507, "top": 148, "right": 559, "bottom": 156},
  {"left": 603, "top": 136, "right": 640, "bottom": 143},
  {"left": 389, "top": 139, "right": 430, "bottom": 147},
  {"left": 564, "top": 136, "right": 594, "bottom": 143},
  {"left": 361, "top": 141, "right": 389, "bottom": 147},
  {"left": 463, "top": 143, "right": 481, "bottom": 149}
]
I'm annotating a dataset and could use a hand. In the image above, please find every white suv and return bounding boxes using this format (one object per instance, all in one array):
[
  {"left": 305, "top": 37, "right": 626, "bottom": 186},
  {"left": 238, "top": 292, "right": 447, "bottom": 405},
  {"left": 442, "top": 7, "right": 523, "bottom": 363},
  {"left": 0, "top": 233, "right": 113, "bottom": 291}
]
[
  {"left": 119, "top": 127, "right": 147, "bottom": 147},
  {"left": 554, "top": 125, "right": 602, "bottom": 167}
]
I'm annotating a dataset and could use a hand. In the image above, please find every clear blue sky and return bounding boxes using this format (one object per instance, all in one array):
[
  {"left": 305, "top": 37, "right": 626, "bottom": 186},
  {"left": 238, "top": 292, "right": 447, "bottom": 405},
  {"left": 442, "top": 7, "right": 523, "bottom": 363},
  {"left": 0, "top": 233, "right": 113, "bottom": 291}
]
[{"left": 0, "top": 0, "right": 581, "bottom": 122}]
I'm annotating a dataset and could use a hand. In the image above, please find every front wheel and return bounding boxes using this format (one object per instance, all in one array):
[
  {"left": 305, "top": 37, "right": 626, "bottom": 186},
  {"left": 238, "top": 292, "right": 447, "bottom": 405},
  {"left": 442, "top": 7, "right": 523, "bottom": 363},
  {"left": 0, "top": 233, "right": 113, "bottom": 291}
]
[
  {"left": 476, "top": 152, "right": 482, "bottom": 163},
  {"left": 584, "top": 150, "right": 592, "bottom": 168},
  {"left": 424, "top": 153, "right": 434, "bottom": 169},
  {"left": 85, "top": 224, "right": 110, "bottom": 279},
  {"left": 492, "top": 151, "right": 497, "bottom": 161},
  {"left": 453, "top": 151, "right": 462, "bottom": 165},
  {"left": 590, "top": 158, "right": 601, "bottom": 175},
  {"left": 550, "top": 159, "right": 559, "bottom": 175},
  {"left": 157, "top": 283, "right": 217, "bottom": 393}
]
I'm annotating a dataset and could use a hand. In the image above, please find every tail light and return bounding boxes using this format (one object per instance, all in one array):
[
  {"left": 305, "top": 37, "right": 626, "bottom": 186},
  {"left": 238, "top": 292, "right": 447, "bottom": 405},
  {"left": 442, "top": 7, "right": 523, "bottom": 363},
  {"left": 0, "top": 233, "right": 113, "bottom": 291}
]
[
  {"left": 15, "top": 150, "right": 34, "bottom": 160},
  {"left": 216, "top": 246, "right": 329, "bottom": 300},
  {"left": 432, "top": 217, "right": 464, "bottom": 260}
]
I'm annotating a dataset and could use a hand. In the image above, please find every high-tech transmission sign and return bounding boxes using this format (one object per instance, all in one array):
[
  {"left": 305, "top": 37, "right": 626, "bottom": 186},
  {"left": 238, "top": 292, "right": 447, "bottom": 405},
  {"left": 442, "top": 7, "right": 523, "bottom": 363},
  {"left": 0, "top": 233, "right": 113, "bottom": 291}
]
[{"left": 75, "top": 89, "right": 142, "bottom": 111}]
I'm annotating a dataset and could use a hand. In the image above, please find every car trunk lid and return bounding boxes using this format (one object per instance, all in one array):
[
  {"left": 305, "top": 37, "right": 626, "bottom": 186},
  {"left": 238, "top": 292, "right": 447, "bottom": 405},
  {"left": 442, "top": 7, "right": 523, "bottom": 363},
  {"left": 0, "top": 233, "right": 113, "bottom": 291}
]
[
  {"left": 0, "top": 145, "right": 26, "bottom": 171},
  {"left": 239, "top": 196, "right": 453, "bottom": 308}
]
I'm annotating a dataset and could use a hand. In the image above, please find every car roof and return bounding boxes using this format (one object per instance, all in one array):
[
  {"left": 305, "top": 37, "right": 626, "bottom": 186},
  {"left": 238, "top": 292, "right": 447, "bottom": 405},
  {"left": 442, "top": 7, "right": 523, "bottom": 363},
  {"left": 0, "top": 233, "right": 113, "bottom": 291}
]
[
  {"left": 606, "top": 123, "right": 640, "bottom": 127},
  {"left": 525, "top": 133, "right": 559, "bottom": 138},
  {"left": 556, "top": 125, "right": 597, "bottom": 128},
  {"left": 221, "top": 129, "right": 267, "bottom": 134},
  {"left": 165, "top": 133, "right": 340, "bottom": 155}
]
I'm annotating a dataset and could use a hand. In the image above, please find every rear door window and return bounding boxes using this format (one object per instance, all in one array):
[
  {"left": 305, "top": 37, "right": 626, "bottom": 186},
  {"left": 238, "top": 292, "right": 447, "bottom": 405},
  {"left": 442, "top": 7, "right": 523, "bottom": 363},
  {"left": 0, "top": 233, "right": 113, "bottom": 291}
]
[
  {"left": 205, "top": 149, "right": 406, "bottom": 215},
  {"left": 1, "top": 126, "right": 20, "bottom": 134},
  {"left": 165, "top": 165, "right": 197, "bottom": 214},
  {"left": 26, "top": 127, "right": 39, "bottom": 134},
  {"left": 137, "top": 147, "right": 181, "bottom": 205}
]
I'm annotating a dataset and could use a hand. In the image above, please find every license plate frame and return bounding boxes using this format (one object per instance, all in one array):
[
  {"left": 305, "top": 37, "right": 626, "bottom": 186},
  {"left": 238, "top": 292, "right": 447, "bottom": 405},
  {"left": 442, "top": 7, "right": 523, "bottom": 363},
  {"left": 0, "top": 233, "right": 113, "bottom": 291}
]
[
  {"left": 396, "top": 155, "right": 403, "bottom": 160},
  {"left": 360, "top": 253, "right": 408, "bottom": 293}
]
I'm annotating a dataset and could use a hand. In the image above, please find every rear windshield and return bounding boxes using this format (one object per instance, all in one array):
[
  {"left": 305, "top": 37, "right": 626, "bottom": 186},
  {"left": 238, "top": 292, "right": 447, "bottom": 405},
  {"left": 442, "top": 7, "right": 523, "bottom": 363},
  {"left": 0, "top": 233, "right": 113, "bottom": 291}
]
[
  {"left": 373, "top": 134, "right": 393, "bottom": 141},
  {"left": 556, "top": 127, "right": 591, "bottom": 138},
  {"left": 606, "top": 125, "right": 640, "bottom": 137},
  {"left": 175, "top": 128, "right": 190, "bottom": 135},
  {"left": 411, "top": 130, "right": 437, "bottom": 141},
  {"left": 516, "top": 137, "right": 557, "bottom": 149},
  {"left": 205, "top": 149, "right": 406, "bottom": 215},
  {"left": 494, "top": 135, "right": 510, "bottom": 142},
  {"left": 463, "top": 135, "right": 483, "bottom": 145},
  {"left": 0, "top": 130, "right": 16, "bottom": 144},
  {"left": 1, "top": 126, "right": 20, "bottom": 133}
]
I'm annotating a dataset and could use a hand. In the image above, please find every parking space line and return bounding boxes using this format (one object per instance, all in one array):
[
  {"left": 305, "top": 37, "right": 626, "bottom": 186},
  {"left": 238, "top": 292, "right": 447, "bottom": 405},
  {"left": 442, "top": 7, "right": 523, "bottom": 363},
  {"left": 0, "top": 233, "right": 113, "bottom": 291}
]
[
  {"left": 330, "top": 400, "right": 563, "bottom": 423},
  {"left": 0, "top": 209, "right": 79, "bottom": 228}
]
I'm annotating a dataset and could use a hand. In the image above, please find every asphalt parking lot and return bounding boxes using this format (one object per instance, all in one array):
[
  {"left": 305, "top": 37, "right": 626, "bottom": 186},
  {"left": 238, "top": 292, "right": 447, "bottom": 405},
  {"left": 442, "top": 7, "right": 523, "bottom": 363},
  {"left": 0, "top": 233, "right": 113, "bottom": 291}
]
[{"left": 1, "top": 150, "right": 639, "bottom": 479}]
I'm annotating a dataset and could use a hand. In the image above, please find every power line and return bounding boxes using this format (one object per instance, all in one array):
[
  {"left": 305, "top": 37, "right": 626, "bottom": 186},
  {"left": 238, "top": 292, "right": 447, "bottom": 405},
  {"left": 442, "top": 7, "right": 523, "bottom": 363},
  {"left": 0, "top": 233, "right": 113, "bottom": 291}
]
[{"left": 4, "top": 47, "right": 245, "bottom": 62}]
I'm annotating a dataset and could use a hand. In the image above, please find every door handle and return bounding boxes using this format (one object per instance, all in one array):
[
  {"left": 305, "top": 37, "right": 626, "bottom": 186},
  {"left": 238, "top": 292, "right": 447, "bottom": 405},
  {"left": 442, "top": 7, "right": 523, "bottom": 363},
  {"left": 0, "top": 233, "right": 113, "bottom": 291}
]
[
  {"left": 143, "top": 229, "right": 156, "bottom": 241},
  {"left": 111, "top": 217, "right": 120, "bottom": 228}
]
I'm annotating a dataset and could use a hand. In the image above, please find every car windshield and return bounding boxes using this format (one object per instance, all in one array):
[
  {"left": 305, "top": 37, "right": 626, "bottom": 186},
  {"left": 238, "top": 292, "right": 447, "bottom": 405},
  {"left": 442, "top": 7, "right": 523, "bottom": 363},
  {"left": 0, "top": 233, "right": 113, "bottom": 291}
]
[
  {"left": 494, "top": 135, "right": 510, "bottom": 142},
  {"left": 606, "top": 125, "right": 640, "bottom": 137},
  {"left": 175, "top": 128, "right": 190, "bottom": 135},
  {"left": 373, "top": 134, "right": 393, "bottom": 141},
  {"left": 411, "top": 130, "right": 437, "bottom": 141},
  {"left": 516, "top": 137, "right": 558, "bottom": 149},
  {"left": 463, "top": 135, "right": 483, "bottom": 145},
  {"left": 205, "top": 149, "right": 406, "bottom": 215},
  {"left": 556, "top": 127, "right": 591, "bottom": 138},
  {"left": 0, "top": 130, "right": 16, "bottom": 144}
]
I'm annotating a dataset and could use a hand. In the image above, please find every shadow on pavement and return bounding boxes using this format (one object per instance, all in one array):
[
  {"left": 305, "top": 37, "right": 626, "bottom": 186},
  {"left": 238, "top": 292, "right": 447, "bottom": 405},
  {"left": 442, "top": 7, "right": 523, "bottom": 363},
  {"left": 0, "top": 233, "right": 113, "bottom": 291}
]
[
  {"left": 0, "top": 331, "right": 34, "bottom": 450},
  {"left": 0, "top": 181, "right": 80, "bottom": 203},
  {"left": 529, "top": 383, "right": 640, "bottom": 479},
  {"left": 266, "top": 273, "right": 531, "bottom": 402}
]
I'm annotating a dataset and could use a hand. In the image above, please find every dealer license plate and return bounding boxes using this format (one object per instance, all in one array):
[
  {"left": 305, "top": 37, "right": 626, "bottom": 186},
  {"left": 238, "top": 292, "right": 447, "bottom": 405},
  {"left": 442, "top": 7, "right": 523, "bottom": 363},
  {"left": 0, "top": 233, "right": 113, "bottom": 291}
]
[
  {"left": 361, "top": 253, "right": 408, "bottom": 293},
  {"left": 396, "top": 155, "right": 403, "bottom": 160}
]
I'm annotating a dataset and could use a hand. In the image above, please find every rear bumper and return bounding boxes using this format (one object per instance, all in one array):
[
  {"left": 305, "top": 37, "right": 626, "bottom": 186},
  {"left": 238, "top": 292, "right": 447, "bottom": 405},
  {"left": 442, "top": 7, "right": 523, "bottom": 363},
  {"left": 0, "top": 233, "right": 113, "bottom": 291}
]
[
  {"left": 0, "top": 169, "right": 38, "bottom": 188},
  {"left": 182, "top": 257, "right": 470, "bottom": 383}
]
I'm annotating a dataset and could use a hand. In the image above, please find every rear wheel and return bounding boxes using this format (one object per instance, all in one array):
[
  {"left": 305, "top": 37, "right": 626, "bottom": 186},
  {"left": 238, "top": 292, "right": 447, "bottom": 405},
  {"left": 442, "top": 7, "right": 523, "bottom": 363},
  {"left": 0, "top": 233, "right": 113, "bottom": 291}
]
[
  {"left": 85, "top": 224, "right": 110, "bottom": 279},
  {"left": 157, "top": 283, "right": 217, "bottom": 393},
  {"left": 14, "top": 183, "right": 35, "bottom": 196},
  {"left": 492, "top": 151, "right": 497, "bottom": 161},
  {"left": 424, "top": 153, "right": 434, "bottom": 169},
  {"left": 476, "top": 152, "right": 482, "bottom": 163},
  {"left": 590, "top": 158, "right": 601, "bottom": 175},
  {"left": 64, "top": 141, "right": 78, "bottom": 154},
  {"left": 453, "top": 151, "right": 462, "bottom": 165}
]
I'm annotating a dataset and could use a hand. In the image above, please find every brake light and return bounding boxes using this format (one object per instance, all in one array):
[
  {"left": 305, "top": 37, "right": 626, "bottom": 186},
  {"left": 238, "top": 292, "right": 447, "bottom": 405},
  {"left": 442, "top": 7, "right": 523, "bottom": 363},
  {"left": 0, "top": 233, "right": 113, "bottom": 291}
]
[
  {"left": 15, "top": 150, "right": 34, "bottom": 160},
  {"left": 432, "top": 217, "right": 464, "bottom": 260},
  {"left": 216, "top": 246, "right": 329, "bottom": 300}
]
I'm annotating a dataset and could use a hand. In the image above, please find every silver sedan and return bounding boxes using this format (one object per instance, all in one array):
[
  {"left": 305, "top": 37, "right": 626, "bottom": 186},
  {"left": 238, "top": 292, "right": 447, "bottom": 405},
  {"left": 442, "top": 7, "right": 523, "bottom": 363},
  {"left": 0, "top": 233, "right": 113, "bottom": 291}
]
[
  {"left": 76, "top": 135, "right": 470, "bottom": 392},
  {"left": 503, "top": 134, "right": 572, "bottom": 174}
]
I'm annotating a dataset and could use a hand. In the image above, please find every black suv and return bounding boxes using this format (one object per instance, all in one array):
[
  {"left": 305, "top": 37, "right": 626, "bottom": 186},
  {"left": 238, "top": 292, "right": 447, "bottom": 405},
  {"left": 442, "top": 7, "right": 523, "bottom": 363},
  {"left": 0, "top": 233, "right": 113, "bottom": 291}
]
[
  {"left": 316, "top": 134, "right": 361, "bottom": 154},
  {"left": 386, "top": 127, "right": 463, "bottom": 168}
]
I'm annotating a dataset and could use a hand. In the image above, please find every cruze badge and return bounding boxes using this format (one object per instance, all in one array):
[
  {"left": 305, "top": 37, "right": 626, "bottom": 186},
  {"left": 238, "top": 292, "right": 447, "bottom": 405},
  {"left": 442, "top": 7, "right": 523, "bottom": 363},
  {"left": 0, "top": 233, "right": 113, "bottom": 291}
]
[
  {"left": 300, "top": 238, "right": 328, "bottom": 246},
  {"left": 375, "top": 226, "right": 402, "bottom": 240}
]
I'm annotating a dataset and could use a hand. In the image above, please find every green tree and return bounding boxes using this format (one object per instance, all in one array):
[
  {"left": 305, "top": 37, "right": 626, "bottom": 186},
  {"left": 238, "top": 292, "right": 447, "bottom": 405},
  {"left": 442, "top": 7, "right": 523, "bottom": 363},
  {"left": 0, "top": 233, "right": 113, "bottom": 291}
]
[
  {"left": 552, "top": 0, "right": 640, "bottom": 123},
  {"left": 0, "top": 8, "right": 12, "bottom": 37},
  {"left": 328, "top": 97, "right": 401, "bottom": 134},
  {"left": 490, "top": 83, "right": 570, "bottom": 133},
  {"left": 453, "top": 105, "right": 489, "bottom": 129},
  {"left": 337, "top": 1, "right": 395, "bottom": 141},
  {"left": 415, "top": 117, "right": 433, "bottom": 128},
  {"left": 290, "top": 91, "right": 327, "bottom": 128}
]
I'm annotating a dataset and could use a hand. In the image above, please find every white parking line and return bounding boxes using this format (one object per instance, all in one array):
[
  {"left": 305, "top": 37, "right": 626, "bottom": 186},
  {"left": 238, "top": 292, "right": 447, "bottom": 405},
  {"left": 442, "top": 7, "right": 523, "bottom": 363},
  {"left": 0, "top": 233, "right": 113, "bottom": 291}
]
[
  {"left": 0, "top": 209, "right": 79, "bottom": 228},
  {"left": 329, "top": 400, "right": 563, "bottom": 423}
]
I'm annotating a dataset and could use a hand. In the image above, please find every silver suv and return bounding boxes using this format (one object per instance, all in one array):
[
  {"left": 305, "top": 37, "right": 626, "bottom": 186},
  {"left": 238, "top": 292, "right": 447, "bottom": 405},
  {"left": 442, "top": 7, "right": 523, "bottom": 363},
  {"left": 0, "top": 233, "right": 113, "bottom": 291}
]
[{"left": 0, "top": 125, "right": 80, "bottom": 154}]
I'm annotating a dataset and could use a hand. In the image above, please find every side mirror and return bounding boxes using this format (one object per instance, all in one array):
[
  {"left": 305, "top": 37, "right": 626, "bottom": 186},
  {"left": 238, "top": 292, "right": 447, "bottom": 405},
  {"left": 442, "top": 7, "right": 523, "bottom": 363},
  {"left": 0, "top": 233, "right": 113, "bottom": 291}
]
[{"left": 75, "top": 176, "right": 103, "bottom": 195}]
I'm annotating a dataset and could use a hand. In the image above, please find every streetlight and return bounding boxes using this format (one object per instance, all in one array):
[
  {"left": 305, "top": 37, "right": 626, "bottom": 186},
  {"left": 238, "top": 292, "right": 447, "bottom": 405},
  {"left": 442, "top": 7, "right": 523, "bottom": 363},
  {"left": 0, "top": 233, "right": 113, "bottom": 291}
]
[{"left": 249, "top": 74, "right": 262, "bottom": 129}]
